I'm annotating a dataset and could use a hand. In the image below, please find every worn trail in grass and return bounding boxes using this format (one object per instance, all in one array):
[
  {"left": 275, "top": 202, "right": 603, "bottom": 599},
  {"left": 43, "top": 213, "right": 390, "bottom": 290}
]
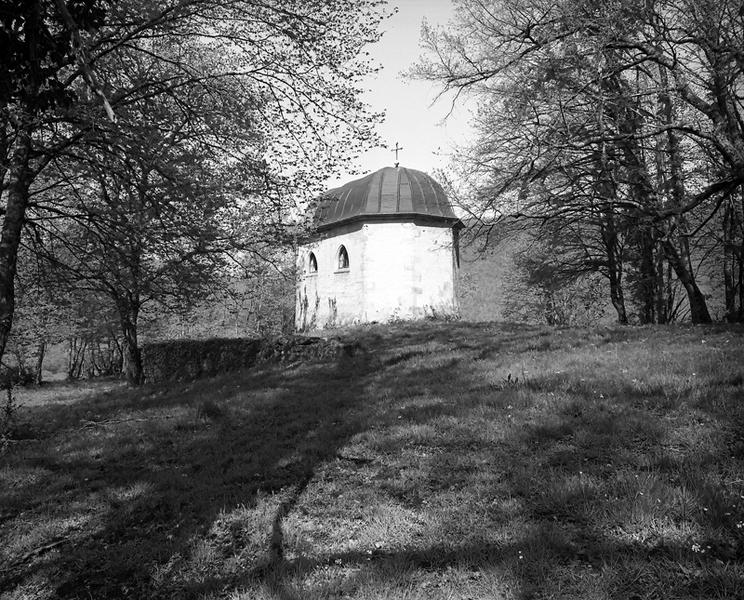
[{"left": 1, "top": 322, "right": 743, "bottom": 599}]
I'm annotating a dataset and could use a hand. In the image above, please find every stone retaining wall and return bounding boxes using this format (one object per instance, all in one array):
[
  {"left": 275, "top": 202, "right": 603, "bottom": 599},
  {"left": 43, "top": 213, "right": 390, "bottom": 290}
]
[{"left": 141, "top": 336, "right": 361, "bottom": 383}]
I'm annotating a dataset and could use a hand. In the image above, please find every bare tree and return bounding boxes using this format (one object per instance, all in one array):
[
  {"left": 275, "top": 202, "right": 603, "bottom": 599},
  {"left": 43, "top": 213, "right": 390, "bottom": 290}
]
[{"left": 414, "top": 0, "right": 744, "bottom": 323}]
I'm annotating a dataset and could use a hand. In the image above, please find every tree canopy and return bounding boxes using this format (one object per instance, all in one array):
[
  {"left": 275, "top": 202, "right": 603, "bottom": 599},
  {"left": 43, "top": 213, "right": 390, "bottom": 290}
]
[
  {"left": 1, "top": 0, "right": 389, "bottom": 381},
  {"left": 415, "top": 0, "right": 744, "bottom": 323}
]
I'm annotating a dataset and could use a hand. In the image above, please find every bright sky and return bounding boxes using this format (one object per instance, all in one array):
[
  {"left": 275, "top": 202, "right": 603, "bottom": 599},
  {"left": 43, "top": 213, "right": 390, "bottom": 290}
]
[{"left": 326, "top": 0, "right": 471, "bottom": 189}]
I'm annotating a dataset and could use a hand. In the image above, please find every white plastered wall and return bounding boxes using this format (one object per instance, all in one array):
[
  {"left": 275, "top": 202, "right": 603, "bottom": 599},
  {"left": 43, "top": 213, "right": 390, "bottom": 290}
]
[
  {"left": 295, "top": 220, "right": 458, "bottom": 331},
  {"left": 296, "top": 223, "right": 366, "bottom": 331}
]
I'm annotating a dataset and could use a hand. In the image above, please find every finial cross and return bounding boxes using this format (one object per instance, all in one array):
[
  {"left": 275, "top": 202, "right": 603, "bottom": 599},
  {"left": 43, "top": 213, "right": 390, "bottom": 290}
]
[{"left": 391, "top": 142, "right": 403, "bottom": 167}]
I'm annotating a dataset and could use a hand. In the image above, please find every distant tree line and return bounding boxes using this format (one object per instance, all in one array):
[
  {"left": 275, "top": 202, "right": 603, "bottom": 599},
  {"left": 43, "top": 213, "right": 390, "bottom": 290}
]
[
  {"left": 415, "top": 0, "right": 744, "bottom": 324},
  {"left": 1, "top": 0, "right": 387, "bottom": 384}
]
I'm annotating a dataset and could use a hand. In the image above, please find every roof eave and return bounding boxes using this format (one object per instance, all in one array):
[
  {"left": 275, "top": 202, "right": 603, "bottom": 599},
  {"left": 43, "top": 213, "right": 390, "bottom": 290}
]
[{"left": 314, "top": 212, "right": 463, "bottom": 234}]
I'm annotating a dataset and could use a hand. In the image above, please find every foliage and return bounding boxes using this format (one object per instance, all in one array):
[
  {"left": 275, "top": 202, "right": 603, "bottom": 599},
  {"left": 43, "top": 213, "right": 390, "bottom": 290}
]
[
  {"left": 0, "top": 0, "right": 109, "bottom": 110},
  {"left": 503, "top": 267, "right": 609, "bottom": 327},
  {"left": 457, "top": 220, "right": 612, "bottom": 325},
  {"left": 0, "top": 364, "right": 35, "bottom": 388},
  {"left": 1, "top": 0, "right": 389, "bottom": 378},
  {"left": 10, "top": 248, "right": 122, "bottom": 382},
  {"left": 148, "top": 253, "right": 297, "bottom": 341},
  {"left": 414, "top": 0, "right": 744, "bottom": 324}
]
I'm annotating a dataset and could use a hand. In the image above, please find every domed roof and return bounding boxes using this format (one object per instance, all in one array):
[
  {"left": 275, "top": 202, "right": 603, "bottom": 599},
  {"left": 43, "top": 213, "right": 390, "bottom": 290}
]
[{"left": 314, "top": 166, "right": 460, "bottom": 231}]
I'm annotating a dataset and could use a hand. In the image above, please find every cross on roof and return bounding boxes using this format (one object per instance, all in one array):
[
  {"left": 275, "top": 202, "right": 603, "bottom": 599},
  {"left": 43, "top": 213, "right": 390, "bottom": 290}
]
[{"left": 391, "top": 142, "right": 403, "bottom": 167}]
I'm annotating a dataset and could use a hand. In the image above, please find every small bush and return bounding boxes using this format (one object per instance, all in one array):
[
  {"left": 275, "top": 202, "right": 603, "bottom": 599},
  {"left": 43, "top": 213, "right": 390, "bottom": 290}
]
[{"left": 0, "top": 364, "right": 35, "bottom": 388}]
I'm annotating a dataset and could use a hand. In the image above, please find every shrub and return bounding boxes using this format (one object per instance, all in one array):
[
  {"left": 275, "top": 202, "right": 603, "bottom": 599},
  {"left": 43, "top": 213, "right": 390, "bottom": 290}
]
[{"left": 0, "top": 364, "right": 35, "bottom": 388}]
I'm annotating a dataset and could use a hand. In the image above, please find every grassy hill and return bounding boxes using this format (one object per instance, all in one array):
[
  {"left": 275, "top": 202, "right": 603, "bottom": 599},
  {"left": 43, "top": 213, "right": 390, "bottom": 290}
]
[{"left": 2, "top": 322, "right": 743, "bottom": 599}]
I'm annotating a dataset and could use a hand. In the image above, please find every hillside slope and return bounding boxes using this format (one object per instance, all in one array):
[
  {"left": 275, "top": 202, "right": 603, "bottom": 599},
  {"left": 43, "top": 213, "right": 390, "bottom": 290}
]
[{"left": 3, "top": 322, "right": 744, "bottom": 599}]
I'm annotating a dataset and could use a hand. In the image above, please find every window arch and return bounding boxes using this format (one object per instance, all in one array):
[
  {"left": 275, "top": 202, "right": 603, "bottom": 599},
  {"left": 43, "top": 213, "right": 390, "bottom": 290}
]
[
  {"left": 308, "top": 252, "right": 317, "bottom": 274},
  {"left": 337, "top": 245, "right": 349, "bottom": 270}
]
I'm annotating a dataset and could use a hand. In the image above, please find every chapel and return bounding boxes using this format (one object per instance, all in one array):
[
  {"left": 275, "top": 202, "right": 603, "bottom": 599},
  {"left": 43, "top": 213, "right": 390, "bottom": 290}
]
[{"left": 295, "top": 164, "right": 462, "bottom": 331}]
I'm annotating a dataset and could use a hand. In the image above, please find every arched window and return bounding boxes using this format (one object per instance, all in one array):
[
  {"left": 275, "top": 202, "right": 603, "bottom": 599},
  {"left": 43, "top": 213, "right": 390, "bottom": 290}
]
[
  {"left": 337, "top": 245, "right": 349, "bottom": 270},
  {"left": 308, "top": 252, "right": 317, "bottom": 273}
]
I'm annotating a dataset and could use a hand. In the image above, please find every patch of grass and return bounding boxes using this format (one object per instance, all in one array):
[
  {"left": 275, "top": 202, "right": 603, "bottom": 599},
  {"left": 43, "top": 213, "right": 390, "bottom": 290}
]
[{"left": 1, "top": 322, "right": 743, "bottom": 599}]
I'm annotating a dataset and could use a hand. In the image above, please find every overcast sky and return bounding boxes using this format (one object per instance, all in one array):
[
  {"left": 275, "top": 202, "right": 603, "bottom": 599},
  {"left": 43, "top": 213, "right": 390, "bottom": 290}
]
[{"left": 325, "top": 0, "right": 470, "bottom": 189}]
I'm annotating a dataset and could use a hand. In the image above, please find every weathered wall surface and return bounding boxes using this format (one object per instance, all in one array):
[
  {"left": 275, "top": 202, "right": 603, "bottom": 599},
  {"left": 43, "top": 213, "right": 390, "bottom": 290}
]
[
  {"left": 362, "top": 221, "right": 457, "bottom": 322},
  {"left": 296, "top": 223, "right": 366, "bottom": 331},
  {"left": 296, "top": 220, "right": 458, "bottom": 330}
]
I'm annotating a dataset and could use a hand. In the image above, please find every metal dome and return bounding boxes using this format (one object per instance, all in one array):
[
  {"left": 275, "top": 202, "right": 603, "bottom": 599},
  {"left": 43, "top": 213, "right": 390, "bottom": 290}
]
[{"left": 314, "top": 166, "right": 460, "bottom": 231}]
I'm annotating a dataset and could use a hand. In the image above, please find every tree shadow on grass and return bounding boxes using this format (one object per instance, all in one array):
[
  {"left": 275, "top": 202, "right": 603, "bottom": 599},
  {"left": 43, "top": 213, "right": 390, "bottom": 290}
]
[
  {"left": 185, "top": 526, "right": 743, "bottom": 600},
  {"left": 316, "top": 326, "right": 743, "bottom": 599},
  {"left": 2, "top": 322, "right": 743, "bottom": 599},
  {"left": 2, "top": 352, "right": 381, "bottom": 598}
]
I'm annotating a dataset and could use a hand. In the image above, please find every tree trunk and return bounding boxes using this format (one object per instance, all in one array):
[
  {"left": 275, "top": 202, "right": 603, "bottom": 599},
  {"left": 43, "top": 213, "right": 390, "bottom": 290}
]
[
  {"left": 601, "top": 216, "right": 628, "bottom": 324},
  {"left": 664, "top": 261, "right": 675, "bottom": 322},
  {"left": 723, "top": 196, "right": 737, "bottom": 321},
  {"left": 121, "top": 332, "right": 142, "bottom": 385},
  {"left": 656, "top": 63, "right": 712, "bottom": 324},
  {"left": 607, "top": 95, "right": 657, "bottom": 323},
  {"left": 119, "top": 306, "right": 143, "bottom": 385},
  {"left": 67, "top": 337, "right": 87, "bottom": 380},
  {"left": 542, "top": 288, "right": 557, "bottom": 326},
  {"left": 608, "top": 273, "right": 628, "bottom": 324},
  {"left": 723, "top": 187, "right": 744, "bottom": 322},
  {"left": 0, "top": 0, "right": 41, "bottom": 368},
  {"left": 654, "top": 245, "right": 671, "bottom": 324},
  {"left": 661, "top": 240, "right": 712, "bottom": 323},
  {"left": 593, "top": 132, "right": 628, "bottom": 325},
  {"left": 110, "top": 333, "right": 124, "bottom": 374},
  {"left": 739, "top": 242, "right": 744, "bottom": 322},
  {"left": 0, "top": 116, "right": 8, "bottom": 192},
  {"left": 67, "top": 338, "right": 74, "bottom": 378},
  {"left": 0, "top": 124, "right": 33, "bottom": 365},
  {"left": 637, "top": 226, "right": 657, "bottom": 324},
  {"left": 34, "top": 341, "right": 45, "bottom": 385}
]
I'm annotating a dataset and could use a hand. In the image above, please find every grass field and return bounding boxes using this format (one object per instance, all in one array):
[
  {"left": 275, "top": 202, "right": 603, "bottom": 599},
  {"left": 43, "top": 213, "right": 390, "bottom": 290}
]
[{"left": 1, "top": 322, "right": 743, "bottom": 599}]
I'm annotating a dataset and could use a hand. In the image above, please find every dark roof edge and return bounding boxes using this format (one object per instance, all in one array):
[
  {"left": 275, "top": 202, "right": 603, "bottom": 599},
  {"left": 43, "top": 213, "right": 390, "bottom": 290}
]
[{"left": 314, "top": 212, "right": 464, "bottom": 233}]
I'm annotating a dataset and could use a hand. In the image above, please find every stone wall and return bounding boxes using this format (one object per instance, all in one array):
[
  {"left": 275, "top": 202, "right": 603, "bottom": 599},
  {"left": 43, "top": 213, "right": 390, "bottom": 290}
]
[{"left": 141, "top": 336, "right": 360, "bottom": 383}]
